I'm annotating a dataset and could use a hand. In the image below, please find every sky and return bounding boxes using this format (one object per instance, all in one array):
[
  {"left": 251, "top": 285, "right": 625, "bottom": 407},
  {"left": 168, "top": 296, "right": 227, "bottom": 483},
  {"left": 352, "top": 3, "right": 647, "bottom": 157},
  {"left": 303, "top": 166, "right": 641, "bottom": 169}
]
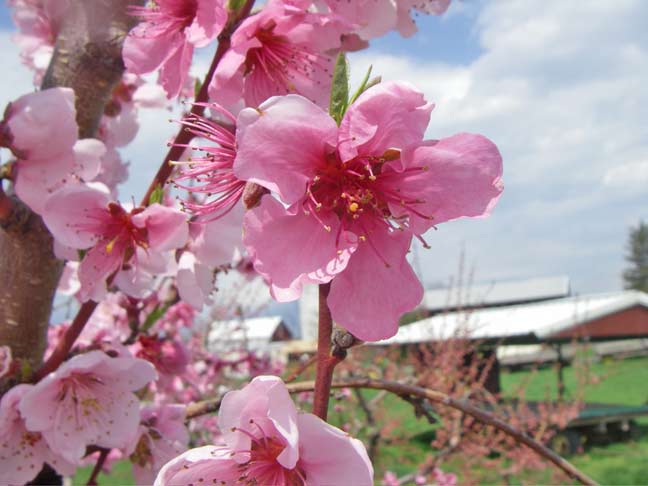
[{"left": 1, "top": 0, "right": 647, "bottom": 298}]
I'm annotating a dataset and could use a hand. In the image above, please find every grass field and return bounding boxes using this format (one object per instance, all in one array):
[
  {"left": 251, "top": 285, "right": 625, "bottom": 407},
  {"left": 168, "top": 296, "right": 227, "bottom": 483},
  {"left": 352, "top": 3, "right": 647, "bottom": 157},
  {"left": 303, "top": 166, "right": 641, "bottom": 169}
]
[{"left": 74, "top": 355, "right": 648, "bottom": 485}]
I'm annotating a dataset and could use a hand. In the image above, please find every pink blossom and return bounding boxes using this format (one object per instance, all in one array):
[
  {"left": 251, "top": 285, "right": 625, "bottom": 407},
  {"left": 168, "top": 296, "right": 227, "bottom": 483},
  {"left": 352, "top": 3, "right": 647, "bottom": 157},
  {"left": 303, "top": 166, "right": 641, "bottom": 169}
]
[
  {"left": 383, "top": 470, "right": 401, "bottom": 486},
  {"left": 396, "top": 0, "right": 451, "bottom": 38},
  {"left": 123, "top": 0, "right": 227, "bottom": 98},
  {"left": 0, "top": 88, "right": 106, "bottom": 214},
  {"left": 134, "top": 335, "right": 190, "bottom": 376},
  {"left": 7, "top": 0, "right": 67, "bottom": 82},
  {"left": 0, "top": 384, "right": 76, "bottom": 485},
  {"left": 320, "top": 0, "right": 450, "bottom": 41},
  {"left": 176, "top": 251, "right": 215, "bottom": 310},
  {"left": 42, "top": 184, "right": 188, "bottom": 301},
  {"left": 155, "top": 375, "right": 373, "bottom": 485},
  {"left": 234, "top": 82, "right": 503, "bottom": 340},
  {"left": 172, "top": 106, "right": 244, "bottom": 221},
  {"left": 18, "top": 350, "right": 157, "bottom": 463},
  {"left": 0, "top": 345, "right": 12, "bottom": 379},
  {"left": 208, "top": 0, "right": 344, "bottom": 111},
  {"left": 433, "top": 467, "right": 457, "bottom": 486},
  {"left": 129, "top": 404, "right": 189, "bottom": 485}
]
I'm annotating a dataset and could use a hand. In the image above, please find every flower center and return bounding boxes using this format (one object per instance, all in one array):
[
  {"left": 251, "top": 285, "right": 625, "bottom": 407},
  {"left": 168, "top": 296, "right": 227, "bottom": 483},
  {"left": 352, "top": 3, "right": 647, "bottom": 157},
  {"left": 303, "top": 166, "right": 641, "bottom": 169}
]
[
  {"left": 105, "top": 203, "right": 149, "bottom": 254},
  {"left": 233, "top": 421, "right": 307, "bottom": 486},
  {"left": 245, "top": 24, "right": 330, "bottom": 97}
]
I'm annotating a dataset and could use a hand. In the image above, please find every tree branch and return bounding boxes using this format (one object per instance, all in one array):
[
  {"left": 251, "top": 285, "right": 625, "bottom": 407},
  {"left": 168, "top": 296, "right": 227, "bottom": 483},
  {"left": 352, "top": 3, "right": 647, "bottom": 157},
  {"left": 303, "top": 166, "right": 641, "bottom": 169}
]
[{"left": 287, "top": 378, "right": 598, "bottom": 486}]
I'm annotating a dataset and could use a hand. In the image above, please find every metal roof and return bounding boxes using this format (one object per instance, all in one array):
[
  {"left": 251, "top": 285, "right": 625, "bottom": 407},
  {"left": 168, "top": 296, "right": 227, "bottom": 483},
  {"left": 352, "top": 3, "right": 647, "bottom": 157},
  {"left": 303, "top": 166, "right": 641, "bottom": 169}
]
[
  {"left": 207, "top": 316, "right": 289, "bottom": 349},
  {"left": 423, "top": 276, "right": 571, "bottom": 311},
  {"left": 378, "top": 291, "right": 648, "bottom": 345}
]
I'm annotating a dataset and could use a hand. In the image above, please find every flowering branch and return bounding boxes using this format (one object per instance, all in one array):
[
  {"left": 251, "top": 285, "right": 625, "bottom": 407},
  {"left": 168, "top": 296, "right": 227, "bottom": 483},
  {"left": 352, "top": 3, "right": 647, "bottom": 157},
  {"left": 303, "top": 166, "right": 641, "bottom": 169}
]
[
  {"left": 139, "top": 0, "right": 256, "bottom": 206},
  {"left": 287, "top": 378, "right": 598, "bottom": 486},
  {"left": 32, "top": 0, "right": 257, "bottom": 382}
]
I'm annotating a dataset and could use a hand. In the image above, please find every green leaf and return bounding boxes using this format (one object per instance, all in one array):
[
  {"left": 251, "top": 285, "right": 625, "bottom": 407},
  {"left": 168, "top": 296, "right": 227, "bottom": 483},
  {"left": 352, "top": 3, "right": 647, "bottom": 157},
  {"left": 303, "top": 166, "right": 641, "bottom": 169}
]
[
  {"left": 329, "top": 52, "right": 350, "bottom": 125},
  {"left": 149, "top": 184, "right": 164, "bottom": 206},
  {"left": 349, "top": 65, "right": 373, "bottom": 105},
  {"left": 228, "top": 0, "right": 247, "bottom": 13},
  {"left": 141, "top": 302, "right": 171, "bottom": 333}
]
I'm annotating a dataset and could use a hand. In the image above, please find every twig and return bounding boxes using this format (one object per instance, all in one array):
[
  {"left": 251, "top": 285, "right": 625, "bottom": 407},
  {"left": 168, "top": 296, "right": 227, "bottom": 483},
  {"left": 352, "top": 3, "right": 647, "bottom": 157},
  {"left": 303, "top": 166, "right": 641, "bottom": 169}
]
[
  {"left": 0, "top": 184, "right": 12, "bottom": 224},
  {"left": 312, "top": 283, "right": 344, "bottom": 420},
  {"left": 285, "top": 377, "right": 598, "bottom": 486},
  {"left": 33, "top": 301, "right": 98, "bottom": 381},
  {"left": 284, "top": 354, "right": 317, "bottom": 383},
  {"left": 186, "top": 396, "right": 222, "bottom": 420},
  {"left": 86, "top": 447, "right": 109, "bottom": 486}
]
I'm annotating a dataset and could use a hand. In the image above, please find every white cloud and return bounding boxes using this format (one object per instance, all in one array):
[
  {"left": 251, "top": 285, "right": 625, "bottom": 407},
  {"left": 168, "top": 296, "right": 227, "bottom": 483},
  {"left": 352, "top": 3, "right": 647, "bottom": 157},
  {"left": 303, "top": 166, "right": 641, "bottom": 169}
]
[{"left": 350, "top": 0, "right": 648, "bottom": 293}]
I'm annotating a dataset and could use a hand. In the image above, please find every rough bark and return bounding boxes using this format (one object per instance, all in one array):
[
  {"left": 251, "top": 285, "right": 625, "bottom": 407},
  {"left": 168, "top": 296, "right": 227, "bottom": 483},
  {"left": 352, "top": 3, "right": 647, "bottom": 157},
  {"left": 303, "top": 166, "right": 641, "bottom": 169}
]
[{"left": 0, "top": 0, "right": 139, "bottom": 377}]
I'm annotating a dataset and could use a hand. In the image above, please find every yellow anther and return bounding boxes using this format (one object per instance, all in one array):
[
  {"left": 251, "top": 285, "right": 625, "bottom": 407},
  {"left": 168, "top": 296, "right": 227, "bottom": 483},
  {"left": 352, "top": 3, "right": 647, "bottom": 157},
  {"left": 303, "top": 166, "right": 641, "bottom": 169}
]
[
  {"left": 105, "top": 236, "right": 119, "bottom": 254},
  {"left": 324, "top": 225, "right": 332, "bottom": 232},
  {"left": 349, "top": 202, "right": 359, "bottom": 213},
  {"left": 369, "top": 175, "right": 377, "bottom": 181},
  {"left": 359, "top": 235, "right": 366, "bottom": 242}
]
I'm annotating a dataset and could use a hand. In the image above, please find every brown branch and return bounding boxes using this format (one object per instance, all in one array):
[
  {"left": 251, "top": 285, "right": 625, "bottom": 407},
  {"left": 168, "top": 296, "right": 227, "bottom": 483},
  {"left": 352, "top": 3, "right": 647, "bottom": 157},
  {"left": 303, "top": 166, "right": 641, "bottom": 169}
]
[
  {"left": 1, "top": 0, "right": 140, "bottom": 388},
  {"left": 286, "top": 378, "right": 598, "bottom": 486},
  {"left": 284, "top": 354, "right": 317, "bottom": 383},
  {"left": 0, "top": 184, "right": 12, "bottom": 224},
  {"left": 41, "top": 0, "right": 143, "bottom": 138},
  {"left": 86, "top": 448, "right": 109, "bottom": 486},
  {"left": 33, "top": 301, "right": 98, "bottom": 381},
  {"left": 313, "top": 283, "right": 344, "bottom": 420},
  {"left": 186, "top": 396, "right": 222, "bottom": 420}
]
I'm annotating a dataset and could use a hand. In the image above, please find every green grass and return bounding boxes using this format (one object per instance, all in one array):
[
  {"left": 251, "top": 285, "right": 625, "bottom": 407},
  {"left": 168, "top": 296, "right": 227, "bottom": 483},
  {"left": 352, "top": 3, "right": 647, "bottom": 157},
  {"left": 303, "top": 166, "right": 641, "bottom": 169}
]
[{"left": 75, "top": 355, "right": 648, "bottom": 485}]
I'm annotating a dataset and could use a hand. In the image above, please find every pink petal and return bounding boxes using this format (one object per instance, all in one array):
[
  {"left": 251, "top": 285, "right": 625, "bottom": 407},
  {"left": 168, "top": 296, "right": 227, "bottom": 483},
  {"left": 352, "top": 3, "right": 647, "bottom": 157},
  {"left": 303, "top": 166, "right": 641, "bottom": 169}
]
[
  {"left": 297, "top": 413, "right": 374, "bottom": 486},
  {"left": 73, "top": 138, "right": 106, "bottom": 181},
  {"left": 159, "top": 39, "right": 194, "bottom": 98},
  {"left": 328, "top": 227, "right": 423, "bottom": 341},
  {"left": 385, "top": 134, "right": 504, "bottom": 232},
  {"left": 133, "top": 204, "right": 188, "bottom": 251},
  {"left": 338, "top": 81, "right": 433, "bottom": 161},
  {"left": 191, "top": 202, "right": 244, "bottom": 266},
  {"left": 243, "top": 197, "right": 354, "bottom": 300},
  {"left": 6, "top": 87, "right": 77, "bottom": 159},
  {"left": 77, "top": 241, "right": 124, "bottom": 302},
  {"left": 123, "top": 27, "right": 183, "bottom": 75},
  {"left": 186, "top": 0, "right": 227, "bottom": 47},
  {"left": 208, "top": 37, "right": 260, "bottom": 110},
  {"left": 14, "top": 152, "right": 76, "bottom": 214},
  {"left": 219, "top": 376, "right": 299, "bottom": 468},
  {"left": 42, "top": 184, "right": 111, "bottom": 249},
  {"left": 234, "top": 95, "right": 337, "bottom": 205},
  {"left": 176, "top": 252, "right": 214, "bottom": 310},
  {"left": 153, "top": 446, "right": 240, "bottom": 486}
]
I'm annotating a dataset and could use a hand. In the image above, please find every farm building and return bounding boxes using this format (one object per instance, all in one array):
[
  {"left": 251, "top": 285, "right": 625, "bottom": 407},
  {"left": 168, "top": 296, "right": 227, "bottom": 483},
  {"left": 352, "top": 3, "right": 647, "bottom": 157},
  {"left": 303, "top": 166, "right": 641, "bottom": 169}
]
[{"left": 207, "top": 316, "right": 294, "bottom": 353}]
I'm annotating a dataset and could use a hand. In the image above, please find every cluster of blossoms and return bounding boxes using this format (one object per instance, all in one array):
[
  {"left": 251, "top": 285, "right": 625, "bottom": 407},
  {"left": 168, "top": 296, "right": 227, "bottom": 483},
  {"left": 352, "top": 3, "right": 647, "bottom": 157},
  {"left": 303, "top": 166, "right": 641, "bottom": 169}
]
[{"left": 0, "top": 0, "right": 507, "bottom": 484}]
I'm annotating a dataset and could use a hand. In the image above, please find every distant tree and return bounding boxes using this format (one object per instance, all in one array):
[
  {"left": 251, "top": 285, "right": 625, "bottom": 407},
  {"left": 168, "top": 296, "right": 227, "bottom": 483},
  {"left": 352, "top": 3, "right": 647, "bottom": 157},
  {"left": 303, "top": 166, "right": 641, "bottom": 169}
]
[{"left": 623, "top": 220, "right": 648, "bottom": 291}]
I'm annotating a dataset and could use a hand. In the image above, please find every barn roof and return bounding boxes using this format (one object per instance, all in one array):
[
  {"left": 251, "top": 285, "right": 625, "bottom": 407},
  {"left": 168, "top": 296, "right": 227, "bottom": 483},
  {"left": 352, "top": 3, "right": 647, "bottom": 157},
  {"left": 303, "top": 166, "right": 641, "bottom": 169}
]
[
  {"left": 208, "top": 316, "right": 288, "bottom": 345},
  {"left": 423, "top": 275, "right": 571, "bottom": 311},
  {"left": 378, "top": 291, "right": 648, "bottom": 345}
]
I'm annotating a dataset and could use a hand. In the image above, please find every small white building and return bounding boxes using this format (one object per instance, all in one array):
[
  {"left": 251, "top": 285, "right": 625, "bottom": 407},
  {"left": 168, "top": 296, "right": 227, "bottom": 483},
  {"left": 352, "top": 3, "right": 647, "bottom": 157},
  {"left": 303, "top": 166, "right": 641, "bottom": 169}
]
[{"left": 207, "top": 316, "right": 294, "bottom": 353}]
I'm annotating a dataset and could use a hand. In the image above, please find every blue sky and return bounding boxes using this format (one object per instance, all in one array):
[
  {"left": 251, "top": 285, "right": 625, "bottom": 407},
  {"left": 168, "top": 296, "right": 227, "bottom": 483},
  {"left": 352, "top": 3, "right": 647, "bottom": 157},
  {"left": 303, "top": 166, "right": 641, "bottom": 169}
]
[{"left": 1, "top": 0, "right": 647, "bottom": 299}]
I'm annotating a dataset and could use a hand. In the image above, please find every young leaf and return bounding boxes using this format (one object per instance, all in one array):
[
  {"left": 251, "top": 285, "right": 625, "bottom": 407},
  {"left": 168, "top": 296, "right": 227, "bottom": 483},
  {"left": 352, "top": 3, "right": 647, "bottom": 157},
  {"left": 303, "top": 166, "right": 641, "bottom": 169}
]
[
  {"left": 149, "top": 183, "right": 164, "bottom": 205},
  {"left": 349, "top": 65, "right": 373, "bottom": 105},
  {"left": 329, "top": 52, "right": 349, "bottom": 125}
]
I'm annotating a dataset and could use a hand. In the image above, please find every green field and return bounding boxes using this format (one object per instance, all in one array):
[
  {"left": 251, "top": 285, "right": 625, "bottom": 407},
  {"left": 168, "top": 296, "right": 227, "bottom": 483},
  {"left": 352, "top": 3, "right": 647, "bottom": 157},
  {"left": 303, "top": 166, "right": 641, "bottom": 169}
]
[{"left": 74, "top": 355, "right": 648, "bottom": 485}]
